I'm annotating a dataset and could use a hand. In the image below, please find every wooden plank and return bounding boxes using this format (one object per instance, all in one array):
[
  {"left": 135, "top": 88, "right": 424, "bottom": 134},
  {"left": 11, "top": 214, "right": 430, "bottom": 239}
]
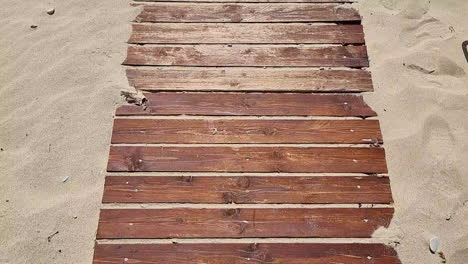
[
  {"left": 116, "top": 92, "right": 377, "bottom": 117},
  {"left": 126, "top": 68, "right": 373, "bottom": 92},
  {"left": 111, "top": 119, "right": 383, "bottom": 144},
  {"left": 107, "top": 146, "right": 388, "bottom": 173},
  {"left": 129, "top": 23, "right": 365, "bottom": 44},
  {"left": 93, "top": 243, "right": 401, "bottom": 264},
  {"left": 103, "top": 176, "right": 393, "bottom": 204},
  {"left": 135, "top": 3, "right": 361, "bottom": 23},
  {"left": 96, "top": 208, "right": 393, "bottom": 238},
  {"left": 124, "top": 45, "right": 369, "bottom": 67},
  {"left": 135, "top": 0, "right": 356, "bottom": 2}
]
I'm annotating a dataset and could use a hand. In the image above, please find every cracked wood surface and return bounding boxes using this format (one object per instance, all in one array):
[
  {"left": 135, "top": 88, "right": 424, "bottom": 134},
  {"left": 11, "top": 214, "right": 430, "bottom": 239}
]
[
  {"left": 129, "top": 23, "right": 365, "bottom": 44},
  {"left": 93, "top": 0, "right": 401, "bottom": 262},
  {"left": 107, "top": 146, "right": 388, "bottom": 173},
  {"left": 111, "top": 119, "right": 383, "bottom": 144},
  {"left": 135, "top": 3, "right": 361, "bottom": 23},
  {"left": 116, "top": 92, "right": 377, "bottom": 116},
  {"left": 124, "top": 45, "right": 369, "bottom": 67},
  {"left": 125, "top": 68, "right": 373, "bottom": 92},
  {"left": 94, "top": 243, "right": 401, "bottom": 264},
  {"left": 97, "top": 208, "right": 393, "bottom": 238},
  {"left": 102, "top": 176, "right": 393, "bottom": 204}
]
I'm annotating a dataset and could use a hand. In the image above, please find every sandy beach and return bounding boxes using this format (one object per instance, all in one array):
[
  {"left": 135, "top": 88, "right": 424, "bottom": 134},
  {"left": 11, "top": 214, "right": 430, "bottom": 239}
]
[
  {"left": 358, "top": 1, "right": 468, "bottom": 263},
  {"left": 0, "top": 0, "right": 137, "bottom": 263},
  {"left": 1, "top": 0, "right": 467, "bottom": 263}
]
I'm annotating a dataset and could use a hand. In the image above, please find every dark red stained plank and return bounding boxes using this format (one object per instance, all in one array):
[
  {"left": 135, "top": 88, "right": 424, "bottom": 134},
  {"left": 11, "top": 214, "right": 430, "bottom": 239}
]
[
  {"left": 111, "top": 119, "right": 383, "bottom": 144},
  {"left": 124, "top": 45, "right": 369, "bottom": 67},
  {"left": 116, "top": 92, "right": 377, "bottom": 117},
  {"left": 102, "top": 176, "right": 394, "bottom": 204},
  {"left": 135, "top": 3, "right": 361, "bottom": 23},
  {"left": 107, "top": 146, "right": 388, "bottom": 173},
  {"left": 125, "top": 68, "right": 374, "bottom": 92},
  {"left": 96, "top": 208, "right": 393, "bottom": 238},
  {"left": 129, "top": 23, "right": 365, "bottom": 44},
  {"left": 93, "top": 243, "right": 401, "bottom": 264}
]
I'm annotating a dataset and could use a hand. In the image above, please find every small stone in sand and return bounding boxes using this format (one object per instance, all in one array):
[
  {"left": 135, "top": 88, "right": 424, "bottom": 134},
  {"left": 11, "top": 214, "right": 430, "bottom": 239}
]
[
  {"left": 30, "top": 25, "right": 38, "bottom": 29},
  {"left": 47, "top": 8, "right": 55, "bottom": 15},
  {"left": 429, "top": 237, "right": 440, "bottom": 253}
]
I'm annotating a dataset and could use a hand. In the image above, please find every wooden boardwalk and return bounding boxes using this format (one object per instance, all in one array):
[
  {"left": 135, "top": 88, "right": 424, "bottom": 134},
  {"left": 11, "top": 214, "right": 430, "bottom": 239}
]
[{"left": 93, "top": 0, "right": 402, "bottom": 263}]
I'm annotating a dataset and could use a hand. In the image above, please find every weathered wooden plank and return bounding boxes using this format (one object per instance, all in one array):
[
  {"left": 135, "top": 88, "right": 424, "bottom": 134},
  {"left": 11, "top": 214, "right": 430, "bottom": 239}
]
[
  {"left": 96, "top": 208, "right": 393, "bottom": 238},
  {"left": 93, "top": 243, "right": 401, "bottom": 264},
  {"left": 124, "top": 45, "right": 369, "bottom": 67},
  {"left": 129, "top": 23, "right": 365, "bottom": 44},
  {"left": 116, "top": 92, "right": 377, "bottom": 116},
  {"left": 111, "top": 119, "right": 382, "bottom": 144},
  {"left": 107, "top": 146, "right": 388, "bottom": 173},
  {"left": 126, "top": 68, "right": 373, "bottom": 92},
  {"left": 103, "top": 176, "right": 393, "bottom": 204},
  {"left": 135, "top": 0, "right": 356, "bottom": 2},
  {"left": 135, "top": 3, "right": 361, "bottom": 23}
]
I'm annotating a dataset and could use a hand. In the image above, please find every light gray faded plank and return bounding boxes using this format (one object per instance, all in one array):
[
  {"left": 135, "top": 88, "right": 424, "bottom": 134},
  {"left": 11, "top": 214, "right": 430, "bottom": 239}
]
[
  {"left": 129, "top": 23, "right": 365, "bottom": 44},
  {"left": 126, "top": 68, "right": 373, "bottom": 91},
  {"left": 135, "top": 3, "right": 361, "bottom": 23},
  {"left": 124, "top": 45, "right": 369, "bottom": 67}
]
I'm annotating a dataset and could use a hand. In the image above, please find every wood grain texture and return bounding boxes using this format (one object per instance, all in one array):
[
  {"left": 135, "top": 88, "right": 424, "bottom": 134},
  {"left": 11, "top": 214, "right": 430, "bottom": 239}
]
[
  {"left": 135, "top": 0, "right": 356, "bottom": 2},
  {"left": 124, "top": 45, "right": 369, "bottom": 67},
  {"left": 93, "top": 243, "right": 401, "bottom": 264},
  {"left": 111, "top": 119, "right": 383, "bottom": 144},
  {"left": 126, "top": 68, "right": 373, "bottom": 92},
  {"left": 103, "top": 176, "right": 393, "bottom": 204},
  {"left": 129, "top": 23, "right": 365, "bottom": 44},
  {"left": 96, "top": 208, "right": 393, "bottom": 238},
  {"left": 135, "top": 3, "right": 361, "bottom": 23},
  {"left": 107, "top": 146, "right": 388, "bottom": 173},
  {"left": 116, "top": 92, "right": 377, "bottom": 117}
]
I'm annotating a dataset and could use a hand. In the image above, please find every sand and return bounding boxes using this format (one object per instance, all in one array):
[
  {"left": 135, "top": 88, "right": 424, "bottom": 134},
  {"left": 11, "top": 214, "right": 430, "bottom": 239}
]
[
  {"left": 0, "top": 0, "right": 467, "bottom": 263},
  {"left": 358, "top": 0, "right": 468, "bottom": 263},
  {"left": 0, "top": 0, "right": 137, "bottom": 263}
]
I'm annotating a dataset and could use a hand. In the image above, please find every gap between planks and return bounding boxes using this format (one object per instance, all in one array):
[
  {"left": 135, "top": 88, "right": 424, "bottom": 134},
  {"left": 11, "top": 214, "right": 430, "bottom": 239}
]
[
  {"left": 101, "top": 203, "right": 393, "bottom": 209},
  {"left": 106, "top": 172, "right": 389, "bottom": 176},
  {"left": 109, "top": 143, "right": 383, "bottom": 147},
  {"left": 114, "top": 116, "right": 377, "bottom": 120},
  {"left": 96, "top": 238, "right": 393, "bottom": 245}
]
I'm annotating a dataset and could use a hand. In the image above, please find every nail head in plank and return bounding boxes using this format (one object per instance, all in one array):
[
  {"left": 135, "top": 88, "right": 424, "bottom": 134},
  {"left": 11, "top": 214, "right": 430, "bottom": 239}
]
[
  {"left": 135, "top": 3, "right": 361, "bottom": 23},
  {"left": 126, "top": 68, "right": 373, "bottom": 92},
  {"left": 103, "top": 176, "right": 394, "bottom": 204},
  {"left": 107, "top": 146, "right": 388, "bottom": 173},
  {"left": 96, "top": 208, "right": 393, "bottom": 238},
  {"left": 129, "top": 23, "right": 365, "bottom": 44},
  {"left": 124, "top": 45, "right": 369, "bottom": 67},
  {"left": 93, "top": 243, "right": 401, "bottom": 264},
  {"left": 111, "top": 119, "right": 383, "bottom": 144},
  {"left": 116, "top": 92, "right": 377, "bottom": 116}
]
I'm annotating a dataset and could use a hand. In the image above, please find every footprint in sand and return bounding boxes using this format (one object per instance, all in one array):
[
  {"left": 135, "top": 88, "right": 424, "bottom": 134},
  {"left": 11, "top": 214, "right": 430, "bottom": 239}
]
[
  {"left": 421, "top": 116, "right": 462, "bottom": 196},
  {"left": 401, "top": 17, "right": 455, "bottom": 47},
  {"left": 403, "top": 52, "right": 465, "bottom": 77},
  {"left": 380, "top": 0, "right": 431, "bottom": 19}
]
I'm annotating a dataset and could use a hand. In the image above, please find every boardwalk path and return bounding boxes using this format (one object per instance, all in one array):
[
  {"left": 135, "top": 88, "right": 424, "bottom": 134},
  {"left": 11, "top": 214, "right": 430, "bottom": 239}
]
[{"left": 93, "top": 0, "right": 402, "bottom": 263}]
